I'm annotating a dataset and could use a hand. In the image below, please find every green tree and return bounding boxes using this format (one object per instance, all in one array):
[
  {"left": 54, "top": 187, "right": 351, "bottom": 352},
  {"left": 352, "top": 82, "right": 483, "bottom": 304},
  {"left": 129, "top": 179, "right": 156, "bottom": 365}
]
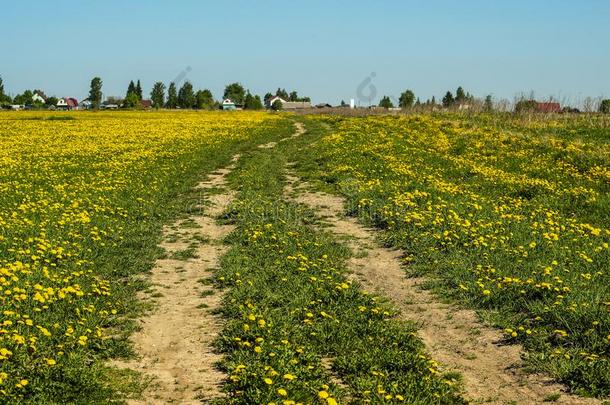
[
  {"left": 244, "top": 91, "right": 263, "bottom": 110},
  {"left": 123, "top": 92, "right": 140, "bottom": 108},
  {"left": 136, "top": 80, "right": 143, "bottom": 99},
  {"left": 289, "top": 91, "right": 298, "bottom": 102},
  {"left": 166, "top": 82, "right": 178, "bottom": 108},
  {"left": 442, "top": 91, "right": 455, "bottom": 107},
  {"left": 195, "top": 89, "right": 214, "bottom": 109},
  {"left": 264, "top": 92, "right": 273, "bottom": 105},
  {"left": 45, "top": 96, "right": 58, "bottom": 107},
  {"left": 178, "top": 81, "right": 196, "bottom": 109},
  {"left": 599, "top": 99, "right": 610, "bottom": 114},
  {"left": 379, "top": 95, "right": 394, "bottom": 108},
  {"left": 0, "top": 76, "right": 9, "bottom": 105},
  {"left": 484, "top": 95, "right": 493, "bottom": 112},
  {"left": 14, "top": 90, "right": 34, "bottom": 105},
  {"left": 223, "top": 82, "right": 246, "bottom": 105},
  {"left": 431, "top": 95, "right": 436, "bottom": 106},
  {"left": 399, "top": 89, "right": 415, "bottom": 109},
  {"left": 244, "top": 91, "right": 254, "bottom": 109},
  {"left": 88, "top": 77, "right": 103, "bottom": 109},
  {"left": 150, "top": 82, "right": 166, "bottom": 109},
  {"left": 455, "top": 86, "right": 466, "bottom": 103},
  {"left": 126, "top": 80, "right": 136, "bottom": 99},
  {"left": 252, "top": 95, "right": 264, "bottom": 110},
  {"left": 275, "top": 88, "right": 289, "bottom": 100},
  {"left": 271, "top": 99, "right": 283, "bottom": 111}
]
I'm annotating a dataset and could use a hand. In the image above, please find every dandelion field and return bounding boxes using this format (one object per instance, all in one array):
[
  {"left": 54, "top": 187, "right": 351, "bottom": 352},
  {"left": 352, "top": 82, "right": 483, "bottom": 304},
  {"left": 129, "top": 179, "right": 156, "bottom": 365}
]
[
  {"left": 1, "top": 110, "right": 609, "bottom": 403},
  {"left": 297, "top": 114, "right": 610, "bottom": 396},
  {"left": 0, "top": 111, "right": 283, "bottom": 402}
]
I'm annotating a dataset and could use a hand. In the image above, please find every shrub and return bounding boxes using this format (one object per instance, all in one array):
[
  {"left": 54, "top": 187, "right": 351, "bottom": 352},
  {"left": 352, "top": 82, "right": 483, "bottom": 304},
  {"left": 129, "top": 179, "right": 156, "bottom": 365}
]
[
  {"left": 515, "top": 99, "right": 538, "bottom": 113},
  {"left": 271, "top": 99, "right": 283, "bottom": 111}
]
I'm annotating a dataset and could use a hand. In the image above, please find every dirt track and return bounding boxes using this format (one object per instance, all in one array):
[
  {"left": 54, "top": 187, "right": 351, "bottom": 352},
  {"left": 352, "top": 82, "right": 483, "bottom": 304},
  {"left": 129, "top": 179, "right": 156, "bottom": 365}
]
[
  {"left": 115, "top": 156, "right": 239, "bottom": 404},
  {"left": 284, "top": 170, "right": 599, "bottom": 405}
]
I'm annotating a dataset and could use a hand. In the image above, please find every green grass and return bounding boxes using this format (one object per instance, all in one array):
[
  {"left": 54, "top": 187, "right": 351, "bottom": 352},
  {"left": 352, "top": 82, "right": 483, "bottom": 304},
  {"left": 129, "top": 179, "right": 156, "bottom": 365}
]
[
  {"left": 0, "top": 112, "right": 292, "bottom": 403},
  {"left": 169, "top": 245, "right": 199, "bottom": 260},
  {"left": 543, "top": 392, "right": 561, "bottom": 402},
  {"left": 293, "top": 113, "right": 610, "bottom": 397},
  {"left": 211, "top": 118, "right": 465, "bottom": 404}
]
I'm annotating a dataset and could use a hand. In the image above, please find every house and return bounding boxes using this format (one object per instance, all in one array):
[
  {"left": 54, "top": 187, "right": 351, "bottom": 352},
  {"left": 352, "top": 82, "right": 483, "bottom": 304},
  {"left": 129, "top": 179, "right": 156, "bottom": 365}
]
[
  {"left": 536, "top": 102, "right": 561, "bottom": 113},
  {"left": 10, "top": 104, "right": 25, "bottom": 111},
  {"left": 267, "top": 96, "right": 286, "bottom": 108},
  {"left": 57, "top": 97, "right": 78, "bottom": 110},
  {"left": 267, "top": 95, "right": 311, "bottom": 110},
  {"left": 140, "top": 99, "right": 153, "bottom": 109},
  {"left": 315, "top": 103, "right": 332, "bottom": 109},
  {"left": 101, "top": 104, "right": 119, "bottom": 110},
  {"left": 32, "top": 91, "right": 47, "bottom": 104},
  {"left": 80, "top": 99, "right": 93, "bottom": 110},
  {"left": 222, "top": 98, "right": 236, "bottom": 111}
]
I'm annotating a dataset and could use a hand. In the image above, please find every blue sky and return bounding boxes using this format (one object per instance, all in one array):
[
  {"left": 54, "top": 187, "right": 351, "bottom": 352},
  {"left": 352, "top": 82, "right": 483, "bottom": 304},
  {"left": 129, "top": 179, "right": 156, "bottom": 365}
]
[{"left": 2, "top": 0, "right": 609, "bottom": 105}]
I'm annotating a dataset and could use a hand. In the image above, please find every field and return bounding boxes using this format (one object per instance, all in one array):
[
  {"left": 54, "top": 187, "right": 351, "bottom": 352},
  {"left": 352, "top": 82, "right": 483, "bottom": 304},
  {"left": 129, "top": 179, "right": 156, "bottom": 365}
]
[
  {"left": 0, "top": 110, "right": 608, "bottom": 404},
  {"left": 298, "top": 114, "right": 610, "bottom": 396},
  {"left": 0, "top": 111, "right": 283, "bottom": 402}
]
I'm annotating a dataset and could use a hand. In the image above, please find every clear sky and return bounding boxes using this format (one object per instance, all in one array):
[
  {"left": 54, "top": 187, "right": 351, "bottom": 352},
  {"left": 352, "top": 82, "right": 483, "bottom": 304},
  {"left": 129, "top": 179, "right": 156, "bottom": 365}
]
[{"left": 2, "top": 0, "right": 609, "bottom": 105}]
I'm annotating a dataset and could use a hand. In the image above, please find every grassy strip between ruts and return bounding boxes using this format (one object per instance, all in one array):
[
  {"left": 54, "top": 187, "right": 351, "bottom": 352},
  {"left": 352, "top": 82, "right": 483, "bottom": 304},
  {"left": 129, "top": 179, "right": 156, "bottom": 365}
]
[{"left": 213, "top": 119, "right": 465, "bottom": 404}]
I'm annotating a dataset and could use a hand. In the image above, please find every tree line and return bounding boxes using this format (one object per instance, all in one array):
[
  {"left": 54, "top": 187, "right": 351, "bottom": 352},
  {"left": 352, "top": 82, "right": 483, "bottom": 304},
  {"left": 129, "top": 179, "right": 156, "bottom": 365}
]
[
  {"left": 378, "top": 86, "right": 486, "bottom": 110},
  {"left": 0, "top": 75, "right": 311, "bottom": 111},
  {"left": 2, "top": 75, "right": 609, "bottom": 113}
]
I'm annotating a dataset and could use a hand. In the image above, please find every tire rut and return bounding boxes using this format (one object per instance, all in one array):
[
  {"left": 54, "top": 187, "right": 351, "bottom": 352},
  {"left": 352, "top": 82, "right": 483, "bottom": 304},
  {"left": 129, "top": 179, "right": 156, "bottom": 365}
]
[
  {"left": 284, "top": 171, "right": 599, "bottom": 405},
  {"left": 115, "top": 155, "right": 240, "bottom": 404}
]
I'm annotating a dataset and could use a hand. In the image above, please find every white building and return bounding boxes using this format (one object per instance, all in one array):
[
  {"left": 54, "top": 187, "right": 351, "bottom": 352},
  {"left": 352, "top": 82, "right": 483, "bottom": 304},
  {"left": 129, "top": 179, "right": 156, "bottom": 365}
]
[
  {"left": 57, "top": 97, "right": 78, "bottom": 110},
  {"left": 267, "top": 96, "right": 311, "bottom": 110},
  {"left": 32, "top": 92, "right": 46, "bottom": 104},
  {"left": 222, "top": 99, "right": 236, "bottom": 110}
]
